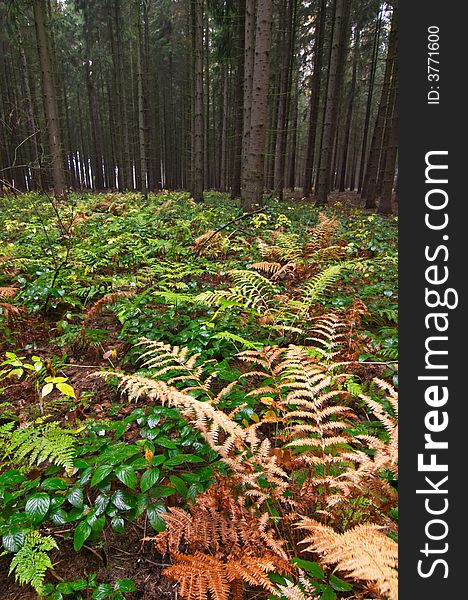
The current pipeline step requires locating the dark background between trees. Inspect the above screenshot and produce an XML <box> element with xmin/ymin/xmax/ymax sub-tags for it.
<box><xmin>0</xmin><ymin>0</ymin><xmax>397</xmax><ymax>214</ymax></box>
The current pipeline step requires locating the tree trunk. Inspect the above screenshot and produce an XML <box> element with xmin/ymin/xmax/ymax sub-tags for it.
<box><xmin>357</xmin><ymin>4</ymin><xmax>382</xmax><ymax>192</ymax></box>
<box><xmin>274</xmin><ymin>0</ymin><xmax>296</xmax><ymax>200</ymax></box>
<box><xmin>362</xmin><ymin>0</ymin><xmax>398</xmax><ymax>208</ymax></box>
<box><xmin>287</xmin><ymin>70</ymin><xmax>298</xmax><ymax>191</ymax></box>
<box><xmin>241</xmin><ymin>0</ymin><xmax>256</xmax><ymax>184</ymax></box>
<box><xmin>303</xmin><ymin>0</ymin><xmax>326</xmax><ymax>197</ymax></box>
<box><xmin>136</xmin><ymin>0</ymin><xmax>148</xmax><ymax>195</ymax></box>
<box><xmin>315</xmin><ymin>0</ymin><xmax>350</xmax><ymax>206</ymax></box>
<box><xmin>338</xmin><ymin>28</ymin><xmax>359</xmax><ymax>192</ymax></box>
<box><xmin>230</xmin><ymin>0</ymin><xmax>245</xmax><ymax>199</ymax></box>
<box><xmin>33</xmin><ymin>0</ymin><xmax>66</xmax><ymax>196</ymax></box>
<box><xmin>378</xmin><ymin>71</ymin><xmax>398</xmax><ymax>215</ymax></box>
<box><xmin>191</xmin><ymin>0</ymin><xmax>204</xmax><ymax>201</ymax></box>
<box><xmin>241</xmin><ymin>0</ymin><xmax>273</xmax><ymax>211</ymax></box>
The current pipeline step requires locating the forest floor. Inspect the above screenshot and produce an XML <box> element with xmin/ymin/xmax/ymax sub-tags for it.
<box><xmin>0</xmin><ymin>190</ymin><xmax>398</xmax><ymax>600</ymax></box>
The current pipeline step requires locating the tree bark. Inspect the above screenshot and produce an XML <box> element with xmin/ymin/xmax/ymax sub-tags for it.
<box><xmin>303</xmin><ymin>0</ymin><xmax>326</xmax><ymax>197</ymax></box>
<box><xmin>33</xmin><ymin>0</ymin><xmax>66</xmax><ymax>196</ymax></box>
<box><xmin>191</xmin><ymin>0</ymin><xmax>204</xmax><ymax>201</ymax></box>
<box><xmin>362</xmin><ymin>0</ymin><xmax>398</xmax><ymax>208</ymax></box>
<box><xmin>241</xmin><ymin>0</ymin><xmax>273</xmax><ymax>211</ymax></box>
<box><xmin>315</xmin><ymin>0</ymin><xmax>350</xmax><ymax>206</ymax></box>
<box><xmin>338</xmin><ymin>28</ymin><xmax>359</xmax><ymax>192</ymax></box>
<box><xmin>274</xmin><ymin>0</ymin><xmax>296</xmax><ymax>200</ymax></box>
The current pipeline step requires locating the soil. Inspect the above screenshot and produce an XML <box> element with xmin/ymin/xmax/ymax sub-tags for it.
<box><xmin>0</xmin><ymin>524</ymin><xmax>175</xmax><ymax>599</ymax></box>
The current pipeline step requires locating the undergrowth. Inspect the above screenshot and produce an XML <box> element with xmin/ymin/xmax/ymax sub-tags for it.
<box><xmin>0</xmin><ymin>191</ymin><xmax>397</xmax><ymax>599</ymax></box>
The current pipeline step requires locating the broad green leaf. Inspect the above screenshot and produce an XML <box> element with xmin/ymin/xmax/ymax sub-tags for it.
<box><xmin>155</xmin><ymin>437</ymin><xmax>177</xmax><ymax>449</ymax></box>
<box><xmin>147</xmin><ymin>503</ymin><xmax>166</xmax><ymax>532</ymax></box>
<box><xmin>41</xmin><ymin>477</ymin><xmax>68</xmax><ymax>491</ymax></box>
<box><xmin>57</xmin><ymin>382</ymin><xmax>76</xmax><ymax>398</ymax></box>
<box><xmin>94</xmin><ymin>494</ymin><xmax>110</xmax><ymax>516</ymax></box>
<box><xmin>115</xmin><ymin>465</ymin><xmax>137</xmax><ymax>490</ymax></box>
<box><xmin>67</xmin><ymin>487</ymin><xmax>84</xmax><ymax>508</ymax></box>
<box><xmin>163</xmin><ymin>454</ymin><xmax>203</xmax><ymax>468</ymax></box>
<box><xmin>320</xmin><ymin>587</ymin><xmax>337</xmax><ymax>600</ymax></box>
<box><xmin>41</xmin><ymin>382</ymin><xmax>54</xmax><ymax>397</ymax></box>
<box><xmin>329</xmin><ymin>574</ymin><xmax>353</xmax><ymax>591</ymax></box>
<box><xmin>111</xmin><ymin>490</ymin><xmax>135</xmax><ymax>511</ymax></box>
<box><xmin>0</xmin><ymin>470</ymin><xmax>26</xmax><ymax>486</ymax></box>
<box><xmin>73</xmin><ymin>521</ymin><xmax>91</xmax><ymax>551</ymax></box>
<box><xmin>88</xmin><ymin>514</ymin><xmax>105</xmax><ymax>535</ymax></box>
<box><xmin>148</xmin><ymin>485</ymin><xmax>175</xmax><ymax>498</ymax></box>
<box><xmin>292</xmin><ymin>558</ymin><xmax>324</xmax><ymax>579</ymax></box>
<box><xmin>116</xmin><ymin>578</ymin><xmax>136</xmax><ymax>592</ymax></box>
<box><xmin>92</xmin><ymin>584</ymin><xmax>113</xmax><ymax>600</ymax></box>
<box><xmin>2</xmin><ymin>530</ymin><xmax>25</xmax><ymax>552</ymax></box>
<box><xmin>51</xmin><ymin>508</ymin><xmax>68</xmax><ymax>525</ymax></box>
<box><xmin>25</xmin><ymin>492</ymin><xmax>51</xmax><ymax>524</ymax></box>
<box><xmin>140</xmin><ymin>468</ymin><xmax>160</xmax><ymax>492</ymax></box>
<box><xmin>91</xmin><ymin>465</ymin><xmax>113</xmax><ymax>487</ymax></box>
<box><xmin>169</xmin><ymin>475</ymin><xmax>188</xmax><ymax>497</ymax></box>
<box><xmin>111</xmin><ymin>517</ymin><xmax>125</xmax><ymax>533</ymax></box>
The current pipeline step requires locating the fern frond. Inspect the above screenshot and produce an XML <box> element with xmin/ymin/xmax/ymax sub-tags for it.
<box><xmin>250</xmin><ymin>261</ymin><xmax>283</xmax><ymax>275</ymax></box>
<box><xmin>276</xmin><ymin>580</ymin><xmax>315</xmax><ymax>600</ymax></box>
<box><xmin>296</xmin><ymin>518</ymin><xmax>398</xmax><ymax>600</ymax></box>
<box><xmin>84</xmin><ymin>290</ymin><xmax>135</xmax><ymax>322</ymax></box>
<box><xmin>305</xmin><ymin>214</ymin><xmax>341</xmax><ymax>252</ymax></box>
<box><xmin>289</xmin><ymin>263</ymin><xmax>353</xmax><ymax>315</ymax></box>
<box><xmin>8</xmin><ymin>530</ymin><xmax>58</xmax><ymax>594</ymax></box>
<box><xmin>0</xmin><ymin>286</ymin><xmax>18</xmax><ymax>299</ymax></box>
<box><xmin>1</xmin><ymin>421</ymin><xmax>77</xmax><ymax>475</ymax></box>
<box><xmin>165</xmin><ymin>552</ymin><xmax>231</xmax><ymax>600</ymax></box>
<box><xmin>154</xmin><ymin>482</ymin><xmax>288</xmax><ymax>599</ymax></box>
<box><xmin>257</xmin><ymin>232</ymin><xmax>302</xmax><ymax>262</ymax></box>
<box><xmin>228</xmin><ymin>269</ymin><xmax>279</xmax><ymax>311</ymax></box>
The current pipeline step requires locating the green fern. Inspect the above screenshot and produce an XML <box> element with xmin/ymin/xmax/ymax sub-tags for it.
<box><xmin>0</xmin><ymin>421</ymin><xmax>77</xmax><ymax>475</ymax></box>
<box><xmin>194</xmin><ymin>269</ymin><xmax>278</xmax><ymax>314</ymax></box>
<box><xmin>8</xmin><ymin>529</ymin><xmax>58</xmax><ymax>594</ymax></box>
<box><xmin>288</xmin><ymin>263</ymin><xmax>354</xmax><ymax>316</ymax></box>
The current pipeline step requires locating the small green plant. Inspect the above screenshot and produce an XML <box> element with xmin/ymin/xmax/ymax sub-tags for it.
<box><xmin>42</xmin><ymin>574</ymin><xmax>136</xmax><ymax>599</ymax></box>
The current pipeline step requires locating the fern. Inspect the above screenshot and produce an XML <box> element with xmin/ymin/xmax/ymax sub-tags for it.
<box><xmin>305</xmin><ymin>213</ymin><xmax>341</xmax><ymax>252</ymax></box>
<box><xmin>0</xmin><ymin>421</ymin><xmax>77</xmax><ymax>475</ymax></box>
<box><xmin>84</xmin><ymin>290</ymin><xmax>135</xmax><ymax>322</ymax></box>
<box><xmin>229</xmin><ymin>269</ymin><xmax>279</xmax><ymax>311</ymax></box>
<box><xmin>148</xmin><ymin>481</ymin><xmax>287</xmax><ymax>600</ymax></box>
<box><xmin>257</xmin><ymin>232</ymin><xmax>302</xmax><ymax>262</ymax></box>
<box><xmin>288</xmin><ymin>263</ymin><xmax>354</xmax><ymax>316</ymax></box>
<box><xmin>296</xmin><ymin>518</ymin><xmax>398</xmax><ymax>600</ymax></box>
<box><xmin>305</xmin><ymin>312</ymin><xmax>347</xmax><ymax>365</ymax></box>
<box><xmin>8</xmin><ymin>530</ymin><xmax>58</xmax><ymax>594</ymax></box>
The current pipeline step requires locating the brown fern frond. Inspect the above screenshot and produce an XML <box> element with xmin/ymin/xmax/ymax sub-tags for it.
<box><xmin>304</xmin><ymin>213</ymin><xmax>341</xmax><ymax>252</ymax></box>
<box><xmin>251</xmin><ymin>261</ymin><xmax>283</xmax><ymax>275</ymax></box>
<box><xmin>0</xmin><ymin>302</ymin><xmax>25</xmax><ymax>319</ymax></box>
<box><xmin>191</xmin><ymin>230</ymin><xmax>229</xmax><ymax>256</ymax></box>
<box><xmin>296</xmin><ymin>518</ymin><xmax>398</xmax><ymax>600</ymax></box>
<box><xmin>225</xmin><ymin>555</ymin><xmax>279</xmax><ymax>593</ymax></box>
<box><xmin>153</xmin><ymin>482</ymin><xmax>289</xmax><ymax>599</ymax></box>
<box><xmin>332</xmin><ymin>380</ymin><xmax>398</xmax><ymax>509</ymax></box>
<box><xmin>84</xmin><ymin>291</ymin><xmax>135</xmax><ymax>322</ymax></box>
<box><xmin>165</xmin><ymin>552</ymin><xmax>230</xmax><ymax>600</ymax></box>
<box><xmin>0</xmin><ymin>287</ymin><xmax>18</xmax><ymax>299</ymax></box>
